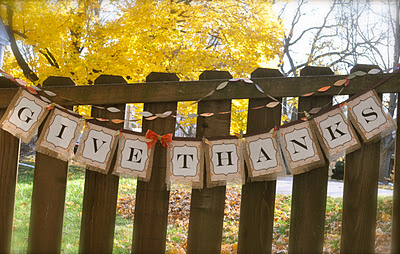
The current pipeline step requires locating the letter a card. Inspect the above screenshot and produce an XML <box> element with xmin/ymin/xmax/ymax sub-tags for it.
<box><xmin>112</xmin><ymin>131</ymin><xmax>154</xmax><ymax>181</ymax></box>
<box><xmin>75</xmin><ymin>122</ymin><xmax>118</xmax><ymax>174</ymax></box>
<box><xmin>347</xmin><ymin>89</ymin><xmax>396</xmax><ymax>142</ymax></box>
<box><xmin>166</xmin><ymin>139</ymin><xmax>203</xmax><ymax>189</ymax></box>
<box><xmin>206</xmin><ymin>139</ymin><xmax>244</xmax><ymax>185</ymax></box>
<box><xmin>311</xmin><ymin>107</ymin><xmax>360</xmax><ymax>158</ymax></box>
<box><xmin>244</xmin><ymin>133</ymin><xmax>283</xmax><ymax>180</ymax></box>
<box><xmin>0</xmin><ymin>89</ymin><xmax>49</xmax><ymax>143</ymax></box>
<box><xmin>278</xmin><ymin>121</ymin><xmax>325</xmax><ymax>175</ymax></box>
<box><xmin>36</xmin><ymin>107</ymin><xmax>84</xmax><ymax>161</ymax></box>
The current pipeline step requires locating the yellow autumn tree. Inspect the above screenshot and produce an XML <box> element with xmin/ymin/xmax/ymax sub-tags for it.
<box><xmin>0</xmin><ymin>0</ymin><xmax>284</xmax><ymax>134</ymax></box>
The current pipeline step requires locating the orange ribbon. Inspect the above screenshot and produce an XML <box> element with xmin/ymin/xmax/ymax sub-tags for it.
<box><xmin>145</xmin><ymin>129</ymin><xmax>173</xmax><ymax>149</ymax></box>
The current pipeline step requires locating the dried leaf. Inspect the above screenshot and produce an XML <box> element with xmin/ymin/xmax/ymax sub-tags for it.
<box><xmin>302</xmin><ymin>92</ymin><xmax>314</xmax><ymax>97</ymax></box>
<box><xmin>333</xmin><ymin>79</ymin><xmax>347</xmax><ymax>87</ymax></box>
<box><xmin>318</xmin><ymin>86</ymin><xmax>331</xmax><ymax>92</ymax></box>
<box><xmin>107</xmin><ymin>107</ymin><xmax>121</xmax><ymax>113</ymax></box>
<box><xmin>44</xmin><ymin>90</ymin><xmax>57</xmax><ymax>96</ymax></box>
<box><xmin>140</xmin><ymin>111</ymin><xmax>153</xmax><ymax>117</ymax></box>
<box><xmin>255</xmin><ymin>84</ymin><xmax>265</xmax><ymax>93</ymax></box>
<box><xmin>266</xmin><ymin>101</ymin><xmax>280</xmax><ymax>108</ymax></box>
<box><xmin>309</xmin><ymin>107</ymin><xmax>322</xmax><ymax>114</ymax></box>
<box><xmin>368</xmin><ymin>69</ymin><xmax>381</xmax><ymax>74</ymax></box>
<box><xmin>216</xmin><ymin>81</ymin><xmax>229</xmax><ymax>90</ymax></box>
<box><xmin>146</xmin><ymin>115</ymin><xmax>158</xmax><ymax>120</ymax></box>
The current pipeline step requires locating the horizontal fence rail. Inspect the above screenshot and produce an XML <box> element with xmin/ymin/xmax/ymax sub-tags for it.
<box><xmin>0</xmin><ymin>65</ymin><xmax>399</xmax><ymax>254</ymax></box>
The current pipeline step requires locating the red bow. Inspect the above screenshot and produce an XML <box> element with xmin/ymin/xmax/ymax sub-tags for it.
<box><xmin>145</xmin><ymin>129</ymin><xmax>173</xmax><ymax>149</ymax></box>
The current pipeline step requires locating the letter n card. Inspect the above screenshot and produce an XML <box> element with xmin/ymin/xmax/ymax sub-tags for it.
<box><xmin>347</xmin><ymin>89</ymin><xmax>396</xmax><ymax>142</ymax></box>
<box><xmin>278</xmin><ymin>121</ymin><xmax>325</xmax><ymax>175</ymax></box>
<box><xmin>0</xmin><ymin>89</ymin><xmax>49</xmax><ymax>142</ymax></box>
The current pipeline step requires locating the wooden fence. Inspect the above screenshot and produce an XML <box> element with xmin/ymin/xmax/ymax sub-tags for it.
<box><xmin>0</xmin><ymin>65</ymin><xmax>400</xmax><ymax>253</ymax></box>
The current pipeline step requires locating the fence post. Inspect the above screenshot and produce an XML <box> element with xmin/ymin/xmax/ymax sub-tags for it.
<box><xmin>132</xmin><ymin>72</ymin><xmax>178</xmax><ymax>253</ymax></box>
<box><xmin>0</xmin><ymin>77</ymin><xmax>20</xmax><ymax>253</ymax></box>
<box><xmin>392</xmin><ymin>89</ymin><xmax>400</xmax><ymax>253</ymax></box>
<box><xmin>288</xmin><ymin>66</ymin><xmax>333</xmax><ymax>254</ymax></box>
<box><xmin>237</xmin><ymin>68</ymin><xmax>282</xmax><ymax>253</ymax></box>
<box><xmin>340</xmin><ymin>65</ymin><xmax>382</xmax><ymax>253</ymax></box>
<box><xmin>28</xmin><ymin>76</ymin><xmax>75</xmax><ymax>253</ymax></box>
<box><xmin>186</xmin><ymin>70</ymin><xmax>232</xmax><ymax>253</ymax></box>
<box><xmin>79</xmin><ymin>74</ymin><xmax>126</xmax><ymax>253</ymax></box>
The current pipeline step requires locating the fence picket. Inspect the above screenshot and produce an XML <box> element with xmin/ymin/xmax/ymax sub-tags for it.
<box><xmin>186</xmin><ymin>70</ymin><xmax>232</xmax><ymax>253</ymax></box>
<box><xmin>79</xmin><ymin>74</ymin><xmax>126</xmax><ymax>253</ymax></box>
<box><xmin>237</xmin><ymin>68</ymin><xmax>282</xmax><ymax>253</ymax></box>
<box><xmin>0</xmin><ymin>77</ymin><xmax>20</xmax><ymax>253</ymax></box>
<box><xmin>28</xmin><ymin>76</ymin><xmax>75</xmax><ymax>253</ymax></box>
<box><xmin>288</xmin><ymin>66</ymin><xmax>333</xmax><ymax>254</ymax></box>
<box><xmin>132</xmin><ymin>72</ymin><xmax>178</xmax><ymax>253</ymax></box>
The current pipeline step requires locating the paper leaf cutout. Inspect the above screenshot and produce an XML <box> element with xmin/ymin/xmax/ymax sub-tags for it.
<box><xmin>140</xmin><ymin>111</ymin><xmax>153</xmax><ymax>117</ymax></box>
<box><xmin>255</xmin><ymin>84</ymin><xmax>265</xmax><ymax>93</ymax></box>
<box><xmin>243</xmin><ymin>78</ymin><xmax>253</xmax><ymax>84</ymax></box>
<box><xmin>200</xmin><ymin>113</ymin><xmax>214</xmax><ymax>117</ymax></box>
<box><xmin>368</xmin><ymin>69</ymin><xmax>381</xmax><ymax>74</ymax></box>
<box><xmin>156</xmin><ymin>111</ymin><xmax>172</xmax><ymax>118</ymax></box>
<box><xmin>218</xmin><ymin>111</ymin><xmax>231</xmax><ymax>114</ymax></box>
<box><xmin>302</xmin><ymin>92</ymin><xmax>314</xmax><ymax>97</ymax></box>
<box><xmin>27</xmin><ymin>86</ymin><xmax>38</xmax><ymax>95</ymax></box>
<box><xmin>188</xmin><ymin>113</ymin><xmax>198</xmax><ymax>118</ymax></box>
<box><xmin>15</xmin><ymin>78</ymin><xmax>28</xmax><ymax>87</ymax></box>
<box><xmin>96</xmin><ymin>118</ymin><xmax>109</xmax><ymax>122</ymax></box>
<box><xmin>333</xmin><ymin>79</ymin><xmax>347</xmax><ymax>87</ymax></box>
<box><xmin>309</xmin><ymin>107</ymin><xmax>322</xmax><ymax>114</ymax></box>
<box><xmin>107</xmin><ymin>107</ymin><xmax>121</xmax><ymax>113</ymax></box>
<box><xmin>266</xmin><ymin>101</ymin><xmax>280</xmax><ymax>108</ymax></box>
<box><xmin>43</xmin><ymin>90</ymin><xmax>57</xmax><ymax>97</ymax></box>
<box><xmin>252</xmin><ymin>105</ymin><xmax>265</xmax><ymax>110</ymax></box>
<box><xmin>111</xmin><ymin>119</ymin><xmax>125</xmax><ymax>124</ymax></box>
<box><xmin>146</xmin><ymin>115</ymin><xmax>158</xmax><ymax>120</ymax></box>
<box><xmin>203</xmin><ymin>90</ymin><xmax>215</xmax><ymax>98</ymax></box>
<box><xmin>229</xmin><ymin>78</ymin><xmax>240</xmax><ymax>82</ymax></box>
<box><xmin>40</xmin><ymin>96</ymin><xmax>52</xmax><ymax>103</ymax></box>
<box><xmin>353</xmin><ymin>71</ymin><xmax>367</xmax><ymax>76</ymax></box>
<box><xmin>31</xmin><ymin>86</ymin><xmax>42</xmax><ymax>91</ymax></box>
<box><xmin>93</xmin><ymin>105</ymin><xmax>105</xmax><ymax>109</ymax></box>
<box><xmin>318</xmin><ymin>86</ymin><xmax>331</xmax><ymax>92</ymax></box>
<box><xmin>267</xmin><ymin>94</ymin><xmax>279</xmax><ymax>102</ymax></box>
<box><xmin>216</xmin><ymin>81</ymin><xmax>229</xmax><ymax>90</ymax></box>
<box><xmin>344</xmin><ymin>79</ymin><xmax>350</xmax><ymax>86</ymax></box>
<box><xmin>2</xmin><ymin>72</ymin><xmax>13</xmax><ymax>79</ymax></box>
<box><xmin>347</xmin><ymin>73</ymin><xmax>357</xmax><ymax>80</ymax></box>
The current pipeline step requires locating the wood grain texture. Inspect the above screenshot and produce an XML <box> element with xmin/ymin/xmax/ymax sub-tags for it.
<box><xmin>237</xmin><ymin>68</ymin><xmax>282</xmax><ymax>253</ymax></box>
<box><xmin>28</xmin><ymin>77</ymin><xmax>75</xmax><ymax>253</ymax></box>
<box><xmin>288</xmin><ymin>67</ymin><xmax>332</xmax><ymax>254</ymax></box>
<box><xmin>186</xmin><ymin>71</ymin><xmax>231</xmax><ymax>254</ymax></box>
<box><xmin>392</xmin><ymin>96</ymin><xmax>400</xmax><ymax>253</ymax></box>
<box><xmin>132</xmin><ymin>72</ymin><xmax>178</xmax><ymax>254</ymax></box>
<box><xmin>0</xmin><ymin>77</ymin><xmax>20</xmax><ymax>253</ymax></box>
<box><xmin>0</xmin><ymin>73</ymin><xmax>399</xmax><ymax>108</ymax></box>
<box><xmin>79</xmin><ymin>75</ymin><xmax>125</xmax><ymax>253</ymax></box>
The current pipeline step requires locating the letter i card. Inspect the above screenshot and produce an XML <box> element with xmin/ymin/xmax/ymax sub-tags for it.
<box><xmin>347</xmin><ymin>89</ymin><xmax>396</xmax><ymax>142</ymax></box>
<box><xmin>0</xmin><ymin>89</ymin><xmax>49</xmax><ymax>143</ymax></box>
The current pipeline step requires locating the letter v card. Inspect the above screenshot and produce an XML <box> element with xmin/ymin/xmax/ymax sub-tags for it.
<box><xmin>278</xmin><ymin>121</ymin><xmax>325</xmax><ymax>175</ymax></box>
<box><xmin>166</xmin><ymin>139</ymin><xmax>203</xmax><ymax>189</ymax></box>
<box><xmin>347</xmin><ymin>89</ymin><xmax>396</xmax><ymax>142</ymax></box>
<box><xmin>36</xmin><ymin>108</ymin><xmax>84</xmax><ymax>161</ymax></box>
<box><xmin>0</xmin><ymin>89</ymin><xmax>49</xmax><ymax>143</ymax></box>
<box><xmin>112</xmin><ymin>131</ymin><xmax>154</xmax><ymax>181</ymax></box>
<box><xmin>244</xmin><ymin>132</ymin><xmax>283</xmax><ymax>179</ymax></box>
<box><xmin>75</xmin><ymin>121</ymin><xmax>118</xmax><ymax>174</ymax></box>
<box><xmin>311</xmin><ymin>107</ymin><xmax>360</xmax><ymax>158</ymax></box>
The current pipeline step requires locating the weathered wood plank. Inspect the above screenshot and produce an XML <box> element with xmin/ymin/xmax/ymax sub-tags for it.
<box><xmin>0</xmin><ymin>73</ymin><xmax>399</xmax><ymax>107</ymax></box>
<box><xmin>340</xmin><ymin>65</ymin><xmax>382</xmax><ymax>253</ymax></box>
<box><xmin>28</xmin><ymin>76</ymin><xmax>75</xmax><ymax>253</ymax></box>
<box><xmin>0</xmin><ymin>77</ymin><xmax>20</xmax><ymax>253</ymax></box>
<box><xmin>237</xmin><ymin>68</ymin><xmax>282</xmax><ymax>253</ymax></box>
<box><xmin>392</xmin><ymin>94</ymin><xmax>400</xmax><ymax>253</ymax></box>
<box><xmin>79</xmin><ymin>75</ymin><xmax>125</xmax><ymax>253</ymax></box>
<box><xmin>186</xmin><ymin>70</ymin><xmax>232</xmax><ymax>254</ymax></box>
<box><xmin>132</xmin><ymin>72</ymin><xmax>178</xmax><ymax>254</ymax></box>
<box><xmin>288</xmin><ymin>67</ymin><xmax>332</xmax><ymax>254</ymax></box>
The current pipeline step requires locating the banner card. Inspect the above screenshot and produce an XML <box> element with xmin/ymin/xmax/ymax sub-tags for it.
<box><xmin>278</xmin><ymin>121</ymin><xmax>325</xmax><ymax>175</ymax></box>
<box><xmin>166</xmin><ymin>140</ymin><xmax>203</xmax><ymax>189</ymax></box>
<box><xmin>311</xmin><ymin>108</ymin><xmax>360</xmax><ymax>158</ymax></box>
<box><xmin>113</xmin><ymin>132</ymin><xmax>153</xmax><ymax>181</ymax></box>
<box><xmin>0</xmin><ymin>89</ymin><xmax>49</xmax><ymax>143</ymax></box>
<box><xmin>206</xmin><ymin>139</ymin><xmax>244</xmax><ymax>184</ymax></box>
<box><xmin>244</xmin><ymin>133</ymin><xmax>283</xmax><ymax>180</ymax></box>
<box><xmin>36</xmin><ymin>108</ymin><xmax>84</xmax><ymax>161</ymax></box>
<box><xmin>75</xmin><ymin>122</ymin><xmax>118</xmax><ymax>174</ymax></box>
<box><xmin>347</xmin><ymin>90</ymin><xmax>396</xmax><ymax>142</ymax></box>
